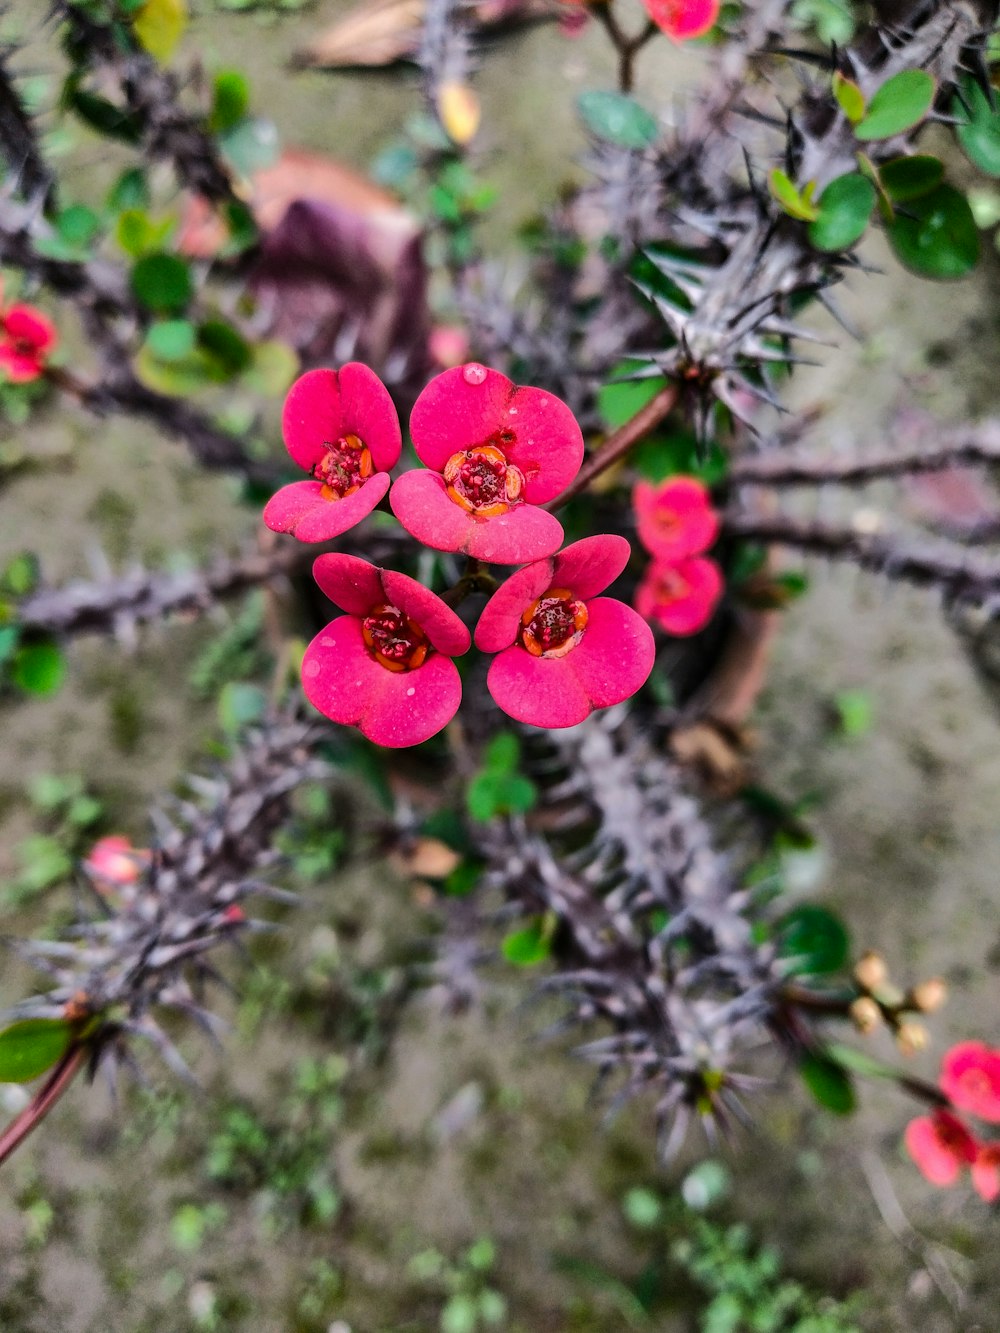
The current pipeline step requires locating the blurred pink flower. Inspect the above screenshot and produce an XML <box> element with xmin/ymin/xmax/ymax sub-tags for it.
<box><xmin>905</xmin><ymin>1109</ymin><xmax>978</xmax><ymax>1187</ymax></box>
<box><xmin>633</xmin><ymin>476</ymin><xmax>719</xmax><ymax>560</ymax></box>
<box><xmin>635</xmin><ymin>556</ymin><xmax>722</xmax><ymax>635</ymax></box>
<box><xmin>643</xmin><ymin>0</ymin><xmax>719</xmax><ymax>41</ymax></box>
<box><xmin>941</xmin><ymin>1042</ymin><xmax>1000</xmax><ymax>1124</ymax></box>
<box><xmin>0</xmin><ymin>303</ymin><xmax>57</xmax><ymax>383</ymax></box>
<box><xmin>84</xmin><ymin>836</ymin><xmax>149</xmax><ymax>889</ymax></box>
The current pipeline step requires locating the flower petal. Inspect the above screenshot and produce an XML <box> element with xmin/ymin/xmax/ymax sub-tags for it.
<box><xmin>313</xmin><ymin>554</ymin><xmax>384</xmax><ymax>616</ymax></box>
<box><xmin>904</xmin><ymin>1110</ymin><xmax>977</xmax><ymax>1187</ymax></box>
<box><xmin>390</xmin><ymin>469</ymin><xmax>564</xmax><ymax>563</ymax></box>
<box><xmin>301</xmin><ymin>616</ymin><xmax>461</xmax><ymax>746</ymax></box>
<box><xmin>564</xmin><ymin>597</ymin><xmax>655</xmax><ymax>709</ymax></box>
<box><xmin>264</xmin><ymin>480</ymin><xmax>327</xmax><ymax>535</ymax></box>
<box><xmin>972</xmin><ymin>1145</ymin><xmax>1000</xmax><ymax>1203</ymax></box>
<box><xmin>3</xmin><ymin>304</ymin><xmax>57</xmax><ymax>354</ymax></box>
<box><xmin>940</xmin><ymin>1042</ymin><xmax>1000</xmax><ymax>1123</ymax></box>
<box><xmin>636</xmin><ymin>556</ymin><xmax>723</xmax><ymax>636</ymax></box>
<box><xmin>282</xmin><ymin>363</ymin><xmax>401</xmax><ymax>474</ymax></box>
<box><xmin>644</xmin><ymin>0</ymin><xmax>719</xmax><ymax>41</ymax></box>
<box><xmin>409</xmin><ymin>364</ymin><xmax>584</xmax><ymax>503</ymax></box>
<box><xmin>0</xmin><ymin>344</ymin><xmax>42</xmax><ymax>383</ymax></box>
<box><xmin>633</xmin><ymin>476</ymin><xmax>719</xmax><ymax>560</ymax></box>
<box><xmin>551</xmin><ymin>534</ymin><xmax>632</xmax><ymax>600</ymax></box>
<box><xmin>290</xmin><ymin>473</ymin><xmax>389</xmax><ymax>543</ymax></box>
<box><xmin>486</xmin><ymin>645</ymin><xmax>593</xmax><ymax>728</ymax></box>
<box><xmin>474</xmin><ymin>559</ymin><xmax>555</xmax><ymax>653</ymax></box>
<box><xmin>380</xmin><ymin>567</ymin><xmax>471</xmax><ymax>657</ymax></box>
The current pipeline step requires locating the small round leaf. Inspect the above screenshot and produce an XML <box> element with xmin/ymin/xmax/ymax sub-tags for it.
<box><xmin>855</xmin><ymin>69</ymin><xmax>936</xmax><ymax>141</ymax></box>
<box><xmin>878</xmin><ymin>155</ymin><xmax>943</xmax><ymax>203</ymax></box>
<box><xmin>11</xmin><ymin>641</ymin><xmax>66</xmax><ymax>696</ymax></box>
<box><xmin>0</xmin><ymin>1018</ymin><xmax>73</xmax><ymax>1083</ymax></box>
<box><xmin>886</xmin><ymin>184</ymin><xmax>979</xmax><ymax>280</ymax></box>
<box><xmin>955</xmin><ymin>79</ymin><xmax>1000</xmax><ymax>178</ymax></box>
<box><xmin>808</xmin><ymin>172</ymin><xmax>875</xmax><ymax>252</ymax></box>
<box><xmin>577</xmin><ymin>91</ymin><xmax>658</xmax><ymax>149</ymax></box>
<box><xmin>131</xmin><ymin>252</ymin><xmax>194</xmax><ymax>314</ymax></box>
<box><xmin>778</xmin><ymin>904</ymin><xmax>849</xmax><ymax>975</ymax></box>
<box><xmin>800</xmin><ymin>1052</ymin><xmax>856</xmax><ymax>1115</ymax></box>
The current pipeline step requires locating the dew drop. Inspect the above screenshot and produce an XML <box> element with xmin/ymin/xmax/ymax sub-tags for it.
<box><xmin>406</xmin><ymin>686</ymin><xmax>416</xmax><ymax>697</ymax></box>
<box><xmin>462</xmin><ymin>362</ymin><xmax>488</xmax><ymax>386</ymax></box>
<box><xmin>303</xmin><ymin>660</ymin><xmax>320</xmax><ymax>678</ymax></box>
<box><xmin>508</xmin><ymin>407</ymin><xmax>518</xmax><ymax>415</ymax></box>
<box><xmin>320</xmin><ymin>636</ymin><xmax>336</xmax><ymax>647</ymax></box>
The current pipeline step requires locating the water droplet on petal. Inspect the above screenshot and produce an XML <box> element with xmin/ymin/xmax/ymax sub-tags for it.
<box><xmin>462</xmin><ymin>362</ymin><xmax>487</xmax><ymax>386</ymax></box>
<box><xmin>303</xmin><ymin>660</ymin><xmax>320</xmax><ymax>678</ymax></box>
<box><xmin>406</xmin><ymin>686</ymin><xmax>416</xmax><ymax>696</ymax></box>
<box><xmin>320</xmin><ymin>636</ymin><xmax>336</xmax><ymax>647</ymax></box>
<box><xmin>508</xmin><ymin>407</ymin><xmax>518</xmax><ymax>415</ymax></box>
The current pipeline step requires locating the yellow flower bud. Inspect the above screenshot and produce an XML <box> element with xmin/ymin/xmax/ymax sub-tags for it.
<box><xmin>909</xmin><ymin>977</ymin><xmax>947</xmax><ymax>1014</ymax></box>
<box><xmin>853</xmin><ymin>950</ymin><xmax>888</xmax><ymax>992</ymax></box>
<box><xmin>437</xmin><ymin>82</ymin><xmax>481</xmax><ymax>147</ymax></box>
<box><xmin>896</xmin><ymin>1021</ymin><xmax>929</xmax><ymax>1057</ymax></box>
<box><xmin>849</xmin><ymin>996</ymin><xmax>882</xmax><ymax>1034</ymax></box>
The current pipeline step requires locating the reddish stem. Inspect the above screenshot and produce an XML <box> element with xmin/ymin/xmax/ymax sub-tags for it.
<box><xmin>0</xmin><ymin>1043</ymin><xmax>87</xmax><ymax>1168</ymax></box>
<box><xmin>548</xmin><ymin>383</ymin><xmax>678</xmax><ymax>511</ymax></box>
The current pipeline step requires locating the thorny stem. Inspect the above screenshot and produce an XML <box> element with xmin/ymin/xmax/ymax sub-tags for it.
<box><xmin>591</xmin><ymin>4</ymin><xmax>658</xmax><ymax>94</ymax></box>
<box><xmin>723</xmin><ymin>509</ymin><xmax>1000</xmax><ymax>605</ymax></box>
<box><xmin>0</xmin><ymin>1043</ymin><xmax>87</xmax><ymax>1169</ymax></box>
<box><xmin>549</xmin><ymin>383</ymin><xmax>679</xmax><ymax>510</ymax></box>
<box><xmin>441</xmin><ymin>558</ymin><xmax>498</xmax><ymax>607</ymax></box>
<box><xmin>730</xmin><ymin>421</ymin><xmax>1000</xmax><ymax>487</ymax></box>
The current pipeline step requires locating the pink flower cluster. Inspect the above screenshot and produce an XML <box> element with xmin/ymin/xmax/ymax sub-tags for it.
<box><xmin>905</xmin><ymin>1041</ymin><xmax>1000</xmax><ymax>1202</ymax></box>
<box><xmin>267</xmin><ymin>363</ymin><xmax>654</xmax><ymax>746</ymax></box>
<box><xmin>632</xmin><ymin>477</ymin><xmax>723</xmax><ymax>635</ymax></box>
<box><xmin>0</xmin><ymin>298</ymin><xmax>57</xmax><ymax>384</ymax></box>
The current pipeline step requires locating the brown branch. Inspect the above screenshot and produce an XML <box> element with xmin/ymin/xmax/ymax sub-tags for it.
<box><xmin>549</xmin><ymin>383</ymin><xmax>678</xmax><ymax>510</ymax></box>
<box><xmin>730</xmin><ymin>421</ymin><xmax>1000</xmax><ymax>487</ymax></box>
<box><xmin>0</xmin><ymin>1043</ymin><xmax>86</xmax><ymax>1169</ymax></box>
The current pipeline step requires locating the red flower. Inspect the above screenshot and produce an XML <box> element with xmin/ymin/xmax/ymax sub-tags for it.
<box><xmin>643</xmin><ymin>0</ymin><xmax>719</xmax><ymax>41</ymax></box>
<box><xmin>633</xmin><ymin>476</ymin><xmax>719</xmax><ymax>560</ymax></box>
<box><xmin>905</xmin><ymin>1110</ymin><xmax>978</xmax><ymax>1187</ymax></box>
<box><xmin>84</xmin><ymin>835</ymin><xmax>149</xmax><ymax>889</ymax></box>
<box><xmin>635</xmin><ymin>556</ymin><xmax>722</xmax><ymax>635</ymax></box>
<box><xmin>474</xmin><ymin>535</ymin><xmax>655</xmax><ymax>728</ymax></box>
<box><xmin>0</xmin><ymin>303</ymin><xmax>57</xmax><ymax>383</ymax></box>
<box><xmin>301</xmin><ymin>554</ymin><xmax>470</xmax><ymax>747</ymax></box>
<box><xmin>972</xmin><ymin>1142</ymin><xmax>1000</xmax><ymax>1203</ymax></box>
<box><xmin>940</xmin><ymin>1042</ymin><xmax>1000</xmax><ymax>1124</ymax></box>
<box><xmin>264</xmin><ymin>365</ymin><xmax>402</xmax><ymax>543</ymax></box>
<box><xmin>390</xmin><ymin>364</ymin><xmax>583</xmax><ymax>564</ymax></box>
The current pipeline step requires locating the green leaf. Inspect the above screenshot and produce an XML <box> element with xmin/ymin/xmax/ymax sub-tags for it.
<box><xmin>211</xmin><ymin>70</ymin><xmax>250</xmax><ymax>133</ymax></box>
<box><xmin>218</xmin><ymin>681</ymin><xmax>267</xmax><ymax>735</ymax></box>
<box><xmin>220</xmin><ymin>116</ymin><xmax>279</xmax><ymax>176</ymax></box>
<box><xmin>483</xmin><ymin>731</ymin><xmax>520</xmax><ymax>775</ymax></box>
<box><xmin>145</xmin><ymin>319</ymin><xmax>196</xmax><ymax>362</ymax></box>
<box><xmin>133</xmin><ymin>0</ymin><xmax>188</xmax><ymax>63</ymax></box>
<box><xmin>807</xmin><ymin>172</ymin><xmax>875</xmax><ymax>251</ymax></box>
<box><xmin>131</xmin><ymin>252</ymin><xmax>193</xmax><ymax>314</ymax></box>
<box><xmin>11</xmin><ymin>641</ymin><xmax>66</xmax><ymax>695</ymax></box>
<box><xmin>56</xmin><ymin>204</ymin><xmax>101</xmax><ymax>251</ymax></box>
<box><xmin>66</xmin><ymin>87</ymin><xmax>142</xmax><ymax>144</ymax></box>
<box><xmin>767</xmin><ymin>168</ymin><xmax>819</xmax><ymax>222</ymax></box>
<box><xmin>0</xmin><ymin>1018</ymin><xmax>74</xmax><ymax>1083</ymax></box>
<box><xmin>466</xmin><ymin>771</ymin><xmax>537</xmax><ymax>822</ymax></box>
<box><xmin>631</xmin><ymin>431</ymin><xmax>728</xmax><ymax>485</ymax></box>
<box><xmin>116</xmin><ymin>209</ymin><xmax>175</xmax><ymax>258</ymax></box>
<box><xmin>623</xmin><ymin>1187</ymin><xmax>663</xmax><ymax>1229</ymax></box>
<box><xmin>198</xmin><ymin>319</ymin><xmax>251</xmax><ymax>377</ymax></box>
<box><xmin>597</xmin><ymin>362</ymin><xmax>670</xmax><ymax>431</ymax></box>
<box><xmin>106</xmin><ymin>167</ymin><xmax>150</xmax><ymax>214</ymax></box>
<box><xmin>832</xmin><ymin>72</ymin><xmax>865</xmax><ymax>124</ymax></box>
<box><xmin>241</xmin><ymin>340</ymin><xmax>298</xmax><ymax>396</ymax></box>
<box><xmin>955</xmin><ymin>79</ymin><xmax>1000</xmax><ymax>177</ymax></box>
<box><xmin>834</xmin><ymin>688</ymin><xmax>873</xmax><ymax>737</ymax></box>
<box><xmin>878</xmin><ymin>155</ymin><xmax>944</xmax><ymax>203</ymax></box>
<box><xmin>855</xmin><ymin>69</ymin><xmax>936</xmax><ymax>141</ymax></box>
<box><xmin>577</xmin><ymin>91</ymin><xmax>658</xmax><ymax>149</ymax></box>
<box><xmin>0</xmin><ymin>625</ymin><xmax>20</xmax><ymax>667</ymax></box>
<box><xmin>222</xmin><ymin>200</ymin><xmax>258</xmax><ymax>255</ymax></box>
<box><xmin>886</xmin><ymin>184</ymin><xmax>979</xmax><ymax>279</ymax></box>
<box><xmin>501</xmin><ymin>919</ymin><xmax>552</xmax><ymax>966</ymax></box>
<box><xmin>2</xmin><ymin>552</ymin><xmax>40</xmax><ymax>597</ymax></box>
<box><xmin>799</xmin><ymin>1051</ymin><xmax>856</xmax><ymax>1114</ymax></box>
<box><xmin>778</xmin><ymin>904</ymin><xmax>849</xmax><ymax>975</ymax></box>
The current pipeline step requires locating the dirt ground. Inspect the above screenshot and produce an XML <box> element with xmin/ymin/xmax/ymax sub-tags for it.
<box><xmin>1</xmin><ymin>2</ymin><xmax>999</xmax><ymax>1330</ymax></box>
